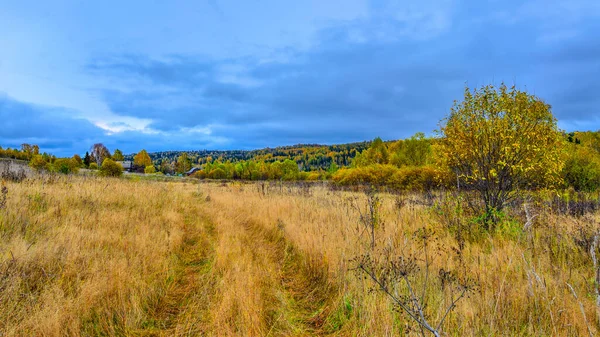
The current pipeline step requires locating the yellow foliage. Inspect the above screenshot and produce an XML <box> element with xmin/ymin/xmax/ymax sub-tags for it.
<box><xmin>133</xmin><ymin>149</ymin><xmax>152</xmax><ymax>167</ymax></box>
<box><xmin>332</xmin><ymin>164</ymin><xmax>451</xmax><ymax>191</ymax></box>
<box><xmin>438</xmin><ymin>83</ymin><xmax>565</xmax><ymax>212</ymax></box>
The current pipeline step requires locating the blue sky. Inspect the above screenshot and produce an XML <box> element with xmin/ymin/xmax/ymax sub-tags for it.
<box><xmin>1</xmin><ymin>0</ymin><xmax>599</xmax><ymax>156</ymax></box>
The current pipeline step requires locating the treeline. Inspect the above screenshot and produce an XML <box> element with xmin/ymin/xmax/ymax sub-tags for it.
<box><xmin>331</xmin><ymin>131</ymin><xmax>600</xmax><ymax>192</ymax></box>
<box><xmin>133</xmin><ymin>142</ymin><xmax>371</xmax><ymax>172</ymax></box>
<box><xmin>180</xmin><ymin>133</ymin><xmax>440</xmax><ymax>187</ymax></box>
<box><xmin>4</xmin><ymin>130</ymin><xmax>600</xmax><ymax>192</ymax></box>
<box><xmin>185</xmin><ymin>129</ymin><xmax>600</xmax><ymax>193</ymax></box>
<box><xmin>0</xmin><ymin>144</ymin><xmax>86</xmax><ymax>174</ymax></box>
<box><xmin>0</xmin><ymin>144</ymin><xmax>43</xmax><ymax>161</ymax></box>
<box><xmin>0</xmin><ymin>144</ymin><xmax>79</xmax><ymax>174</ymax></box>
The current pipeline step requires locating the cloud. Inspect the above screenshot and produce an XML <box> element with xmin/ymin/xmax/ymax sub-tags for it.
<box><xmin>0</xmin><ymin>93</ymin><xmax>106</xmax><ymax>154</ymax></box>
<box><xmin>3</xmin><ymin>0</ymin><xmax>600</xmax><ymax>157</ymax></box>
<box><xmin>85</xmin><ymin>0</ymin><xmax>600</xmax><ymax>152</ymax></box>
<box><xmin>87</xmin><ymin>34</ymin><xmax>468</xmax><ymax>148</ymax></box>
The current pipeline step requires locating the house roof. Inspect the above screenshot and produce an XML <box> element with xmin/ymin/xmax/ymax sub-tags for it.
<box><xmin>186</xmin><ymin>167</ymin><xmax>201</xmax><ymax>174</ymax></box>
<box><xmin>118</xmin><ymin>161</ymin><xmax>133</xmax><ymax>168</ymax></box>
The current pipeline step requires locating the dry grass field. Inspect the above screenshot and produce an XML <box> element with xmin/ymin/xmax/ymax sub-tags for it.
<box><xmin>1</xmin><ymin>175</ymin><xmax>599</xmax><ymax>336</ymax></box>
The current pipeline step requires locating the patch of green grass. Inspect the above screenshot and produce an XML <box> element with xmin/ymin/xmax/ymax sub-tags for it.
<box><xmin>325</xmin><ymin>295</ymin><xmax>353</xmax><ymax>332</ymax></box>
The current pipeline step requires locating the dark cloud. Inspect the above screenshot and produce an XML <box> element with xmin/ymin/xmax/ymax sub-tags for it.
<box><xmin>6</xmin><ymin>0</ymin><xmax>598</xmax><ymax>156</ymax></box>
<box><xmin>85</xmin><ymin>1</ymin><xmax>600</xmax><ymax>154</ymax></box>
<box><xmin>88</xmin><ymin>55</ymin><xmax>217</xmax><ymax>87</ymax></box>
<box><xmin>0</xmin><ymin>94</ymin><xmax>105</xmax><ymax>154</ymax></box>
<box><xmin>90</xmin><ymin>35</ymin><xmax>467</xmax><ymax>147</ymax></box>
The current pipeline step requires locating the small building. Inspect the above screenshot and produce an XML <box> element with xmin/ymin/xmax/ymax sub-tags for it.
<box><xmin>118</xmin><ymin>161</ymin><xmax>134</xmax><ymax>172</ymax></box>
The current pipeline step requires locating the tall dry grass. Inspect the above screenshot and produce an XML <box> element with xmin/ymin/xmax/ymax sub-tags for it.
<box><xmin>196</xmin><ymin>181</ymin><xmax>600</xmax><ymax>336</ymax></box>
<box><xmin>1</xmin><ymin>175</ymin><xmax>599</xmax><ymax>336</ymax></box>
<box><xmin>0</xmin><ymin>175</ymin><xmax>213</xmax><ymax>336</ymax></box>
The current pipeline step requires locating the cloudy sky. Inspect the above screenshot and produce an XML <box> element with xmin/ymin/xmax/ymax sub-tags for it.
<box><xmin>1</xmin><ymin>0</ymin><xmax>599</xmax><ymax>156</ymax></box>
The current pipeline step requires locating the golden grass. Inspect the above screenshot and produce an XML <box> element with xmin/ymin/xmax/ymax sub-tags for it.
<box><xmin>1</xmin><ymin>176</ymin><xmax>599</xmax><ymax>336</ymax></box>
<box><xmin>0</xmin><ymin>176</ymin><xmax>212</xmax><ymax>336</ymax></box>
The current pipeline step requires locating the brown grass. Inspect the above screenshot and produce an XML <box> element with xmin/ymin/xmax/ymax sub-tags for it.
<box><xmin>1</xmin><ymin>176</ymin><xmax>599</xmax><ymax>336</ymax></box>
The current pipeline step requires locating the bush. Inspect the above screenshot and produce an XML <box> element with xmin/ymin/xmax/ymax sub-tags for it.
<box><xmin>51</xmin><ymin>158</ymin><xmax>80</xmax><ymax>174</ymax></box>
<box><xmin>563</xmin><ymin>155</ymin><xmax>600</xmax><ymax>192</ymax></box>
<box><xmin>191</xmin><ymin>170</ymin><xmax>207</xmax><ymax>179</ymax></box>
<box><xmin>332</xmin><ymin>164</ymin><xmax>452</xmax><ymax>191</ymax></box>
<box><xmin>389</xmin><ymin>166</ymin><xmax>452</xmax><ymax>191</ymax></box>
<box><xmin>144</xmin><ymin>165</ymin><xmax>156</xmax><ymax>174</ymax></box>
<box><xmin>29</xmin><ymin>155</ymin><xmax>48</xmax><ymax>171</ymax></box>
<box><xmin>306</xmin><ymin>172</ymin><xmax>322</xmax><ymax>181</ymax></box>
<box><xmin>332</xmin><ymin>164</ymin><xmax>398</xmax><ymax>187</ymax></box>
<box><xmin>89</xmin><ymin>163</ymin><xmax>98</xmax><ymax>170</ymax></box>
<box><xmin>99</xmin><ymin>159</ymin><xmax>123</xmax><ymax>177</ymax></box>
<box><xmin>208</xmin><ymin>168</ymin><xmax>226</xmax><ymax>180</ymax></box>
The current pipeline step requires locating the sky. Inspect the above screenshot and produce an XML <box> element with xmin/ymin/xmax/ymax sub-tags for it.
<box><xmin>1</xmin><ymin>0</ymin><xmax>599</xmax><ymax>156</ymax></box>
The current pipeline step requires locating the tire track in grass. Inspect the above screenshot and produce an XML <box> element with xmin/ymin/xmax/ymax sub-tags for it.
<box><xmin>159</xmin><ymin>190</ymin><xmax>342</xmax><ymax>336</ymax></box>
<box><xmin>133</xmin><ymin>214</ymin><xmax>218</xmax><ymax>336</ymax></box>
<box><xmin>242</xmin><ymin>219</ymin><xmax>337</xmax><ymax>336</ymax></box>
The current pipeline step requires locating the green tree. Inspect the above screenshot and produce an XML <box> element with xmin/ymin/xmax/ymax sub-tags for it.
<box><xmin>270</xmin><ymin>161</ymin><xmax>283</xmax><ymax>179</ymax></box>
<box><xmin>327</xmin><ymin>161</ymin><xmax>339</xmax><ymax>173</ymax></box>
<box><xmin>83</xmin><ymin>151</ymin><xmax>91</xmax><ymax>167</ymax></box>
<box><xmin>390</xmin><ymin>133</ymin><xmax>432</xmax><ymax>167</ymax></box>
<box><xmin>438</xmin><ymin>84</ymin><xmax>564</xmax><ymax>226</ymax></box>
<box><xmin>208</xmin><ymin>168</ymin><xmax>226</xmax><ymax>179</ymax></box>
<box><xmin>99</xmin><ymin>158</ymin><xmax>123</xmax><ymax>177</ymax></box>
<box><xmin>112</xmin><ymin>149</ymin><xmax>125</xmax><ymax>161</ymax></box>
<box><xmin>282</xmin><ymin>159</ymin><xmax>299</xmax><ymax>180</ymax></box>
<box><xmin>355</xmin><ymin>137</ymin><xmax>389</xmax><ymax>167</ymax></box>
<box><xmin>176</xmin><ymin>153</ymin><xmax>192</xmax><ymax>174</ymax></box>
<box><xmin>563</xmin><ymin>146</ymin><xmax>600</xmax><ymax>192</ymax></box>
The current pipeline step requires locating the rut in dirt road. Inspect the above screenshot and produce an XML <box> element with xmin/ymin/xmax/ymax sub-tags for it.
<box><xmin>241</xmin><ymin>219</ymin><xmax>338</xmax><ymax>336</ymax></box>
<box><xmin>134</xmin><ymin>195</ymin><xmax>342</xmax><ymax>336</ymax></box>
<box><xmin>134</xmin><ymin>215</ymin><xmax>219</xmax><ymax>336</ymax></box>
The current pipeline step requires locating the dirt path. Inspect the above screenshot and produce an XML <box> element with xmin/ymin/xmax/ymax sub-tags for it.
<box><xmin>242</xmin><ymin>219</ymin><xmax>335</xmax><ymax>336</ymax></box>
<box><xmin>133</xmin><ymin>215</ymin><xmax>218</xmax><ymax>336</ymax></box>
<box><xmin>132</xmin><ymin>196</ymin><xmax>337</xmax><ymax>336</ymax></box>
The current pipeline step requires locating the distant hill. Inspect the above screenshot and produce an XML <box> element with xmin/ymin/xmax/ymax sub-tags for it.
<box><xmin>124</xmin><ymin>141</ymin><xmax>374</xmax><ymax>171</ymax></box>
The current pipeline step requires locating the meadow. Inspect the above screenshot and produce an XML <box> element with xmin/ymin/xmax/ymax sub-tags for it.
<box><xmin>1</xmin><ymin>174</ymin><xmax>599</xmax><ymax>336</ymax></box>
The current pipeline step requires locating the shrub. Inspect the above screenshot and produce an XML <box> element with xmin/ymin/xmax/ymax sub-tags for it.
<box><xmin>208</xmin><ymin>168</ymin><xmax>226</xmax><ymax>180</ymax></box>
<box><xmin>332</xmin><ymin>164</ymin><xmax>397</xmax><ymax>186</ymax></box>
<box><xmin>191</xmin><ymin>170</ymin><xmax>207</xmax><ymax>179</ymax></box>
<box><xmin>563</xmin><ymin>155</ymin><xmax>600</xmax><ymax>192</ymax></box>
<box><xmin>51</xmin><ymin>158</ymin><xmax>80</xmax><ymax>174</ymax></box>
<box><xmin>306</xmin><ymin>172</ymin><xmax>321</xmax><ymax>181</ymax></box>
<box><xmin>332</xmin><ymin>164</ymin><xmax>452</xmax><ymax>192</ymax></box>
<box><xmin>99</xmin><ymin>159</ymin><xmax>123</xmax><ymax>177</ymax></box>
<box><xmin>144</xmin><ymin>165</ymin><xmax>156</xmax><ymax>174</ymax></box>
<box><xmin>29</xmin><ymin>155</ymin><xmax>48</xmax><ymax>171</ymax></box>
